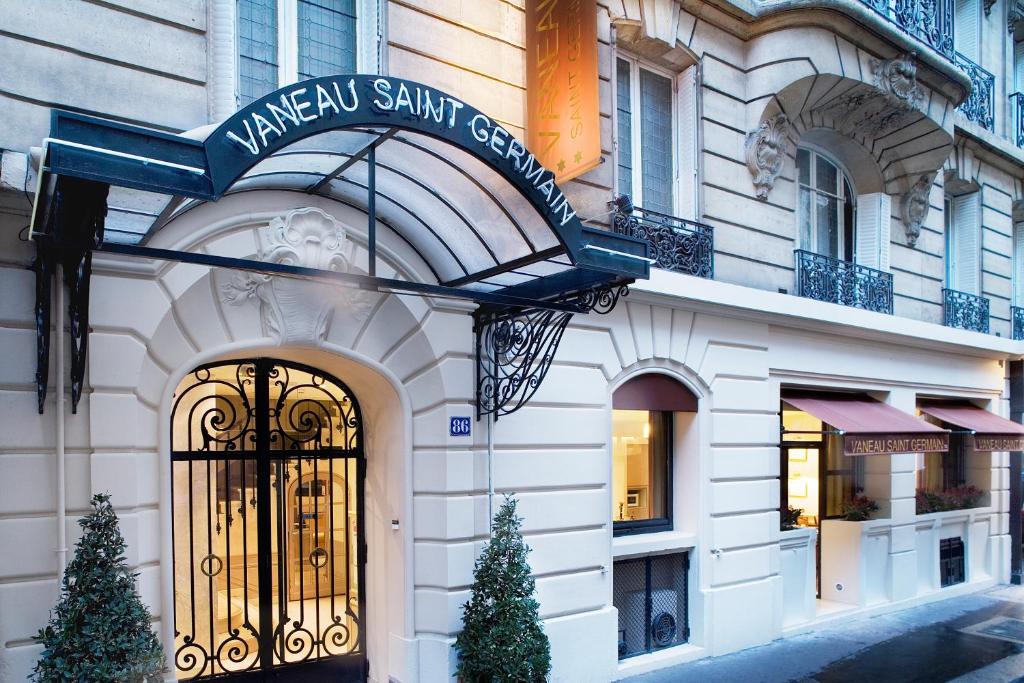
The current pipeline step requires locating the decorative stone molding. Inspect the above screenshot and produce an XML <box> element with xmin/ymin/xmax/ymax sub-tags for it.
<box><xmin>222</xmin><ymin>207</ymin><xmax>371</xmax><ymax>344</ymax></box>
<box><xmin>1010</xmin><ymin>1</ymin><xmax>1024</xmax><ymax>33</ymax></box>
<box><xmin>901</xmin><ymin>172</ymin><xmax>937</xmax><ymax>247</ymax></box>
<box><xmin>984</xmin><ymin>0</ymin><xmax>996</xmax><ymax>16</ymax></box>
<box><xmin>745</xmin><ymin>114</ymin><xmax>790</xmax><ymax>201</ymax></box>
<box><xmin>870</xmin><ymin>53</ymin><xmax>925</xmax><ymax>111</ymax></box>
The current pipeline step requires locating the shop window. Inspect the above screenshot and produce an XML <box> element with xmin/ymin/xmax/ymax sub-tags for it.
<box><xmin>616</xmin><ymin>55</ymin><xmax>675</xmax><ymax>215</ymax></box>
<box><xmin>613</xmin><ymin>552</ymin><xmax>690</xmax><ymax>659</ymax></box>
<box><xmin>612</xmin><ymin>374</ymin><xmax>697</xmax><ymax>536</ymax></box>
<box><xmin>796</xmin><ymin>148</ymin><xmax>856</xmax><ymax>261</ymax></box>
<box><xmin>780</xmin><ymin>401</ymin><xmax>865</xmax><ymax>526</ymax></box>
<box><xmin>945</xmin><ymin>192</ymin><xmax>981</xmax><ymax>294</ymax></box>
<box><xmin>916</xmin><ymin>432</ymin><xmax>972</xmax><ymax>500</ymax></box>
<box><xmin>237</xmin><ymin>0</ymin><xmax>357</xmax><ymax>107</ymax></box>
<box><xmin>940</xmin><ymin>537</ymin><xmax>966</xmax><ymax>587</ymax></box>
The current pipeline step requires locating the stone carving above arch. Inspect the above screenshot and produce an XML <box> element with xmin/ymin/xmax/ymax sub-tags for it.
<box><xmin>870</xmin><ymin>53</ymin><xmax>925</xmax><ymax>109</ymax></box>
<box><xmin>901</xmin><ymin>172</ymin><xmax>937</xmax><ymax>247</ymax></box>
<box><xmin>221</xmin><ymin>207</ymin><xmax>372</xmax><ymax>344</ymax></box>
<box><xmin>745</xmin><ymin>114</ymin><xmax>790</xmax><ymax>201</ymax></box>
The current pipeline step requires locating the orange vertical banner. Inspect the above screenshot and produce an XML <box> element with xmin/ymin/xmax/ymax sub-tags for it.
<box><xmin>526</xmin><ymin>0</ymin><xmax>601</xmax><ymax>184</ymax></box>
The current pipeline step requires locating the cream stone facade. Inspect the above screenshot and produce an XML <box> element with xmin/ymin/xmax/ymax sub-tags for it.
<box><xmin>2</xmin><ymin>1</ymin><xmax>1024</xmax><ymax>682</ymax></box>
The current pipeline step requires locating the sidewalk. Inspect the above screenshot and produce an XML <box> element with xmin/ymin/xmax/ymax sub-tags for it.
<box><xmin>625</xmin><ymin>586</ymin><xmax>1024</xmax><ymax>683</ymax></box>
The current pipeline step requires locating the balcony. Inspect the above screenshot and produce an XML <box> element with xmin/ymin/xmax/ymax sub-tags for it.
<box><xmin>612</xmin><ymin>207</ymin><xmax>714</xmax><ymax>279</ymax></box>
<box><xmin>1013</xmin><ymin>305</ymin><xmax>1024</xmax><ymax>340</ymax></box>
<box><xmin>794</xmin><ymin>250</ymin><xmax>894</xmax><ymax>314</ymax></box>
<box><xmin>943</xmin><ymin>288</ymin><xmax>990</xmax><ymax>333</ymax></box>
<box><xmin>1011</xmin><ymin>93</ymin><xmax>1024</xmax><ymax>147</ymax></box>
<box><xmin>857</xmin><ymin>0</ymin><xmax>953</xmax><ymax>61</ymax></box>
<box><xmin>954</xmin><ymin>53</ymin><xmax>995</xmax><ymax>131</ymax></box>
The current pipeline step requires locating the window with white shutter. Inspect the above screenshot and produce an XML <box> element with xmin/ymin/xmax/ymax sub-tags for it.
<box><xmin>616</xmin><ymin>55</ymin><xmax>676</xmax><ymax>216</ymax></box>
<box><xmin>855</xmin><ymin>193</ymin><xmax>892</xmax><ymax>271</ymax></box>
<box><xmin>955</xmin><ymin>0</ymin><xmax>980</xmax><ymax>61</ymax></box>
<box><xmin>946</xmin><ymin>192</ymin><xmax>981</xmax><ymax>294</ymax></box>
<box><xmin>1014</xmin><ymin>223</ymin><xmax>1024</xmax><ymax>305</ymax></box>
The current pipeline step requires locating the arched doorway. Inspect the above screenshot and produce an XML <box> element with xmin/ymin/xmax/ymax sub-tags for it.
<box><xmin>170</xmin><ymin>358</ymin><xmax>365</xmax><ymax>681</ymax></box>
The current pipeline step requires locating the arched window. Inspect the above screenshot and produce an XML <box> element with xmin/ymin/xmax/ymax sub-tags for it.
<box><xmin>797</xmin><ymin>148</ymin><xmax>856</xmax><ymax>261</ymax></box>
<box><xmin>611</xmin><ymin>374</ymin><xmax>697</xmax><ymax>535</ymax></box>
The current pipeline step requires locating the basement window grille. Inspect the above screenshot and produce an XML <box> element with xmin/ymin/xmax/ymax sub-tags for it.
<box><xmin>940</xmin><ymin>537</ymin><xmax>965</xmax><ymax>588</ymax></box>
<box><xmin>613</xmin><ymin>552</ymin><xmax>690</xmax><ymax>659</ymax></box>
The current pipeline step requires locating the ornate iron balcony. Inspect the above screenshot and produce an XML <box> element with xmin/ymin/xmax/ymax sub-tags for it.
<box><xmin>858</xmin><ymin>0</ymin><xmax>953</xmax><ymax>61</ymax></box>
<box><xmin>1012</xmin><ymin>93</ymin><xmax>1024</xmax><ymax>147</ymax></box>
<box><xmin>943</xmin><ymin>288</ymin><xmax>990</xmax><ymax>333</ymax></box>
<box><xmin>1013</xmin><ymin>305</ymin><xmax>1024</xmax><ymax>340</ymax></box>
<box><xmin>955</xmin><ymin>52</ymin><xmax>995</xmax><ymax>131</ymax></box>
<box><xmin>612</xmin><ymin>207</ymin><xmax>714</xmax><ymax>279</ymax></box>
<box><xmin>794</xmin><ymin>250</ymin><xmax>894</xmax><ymax>314</ymax></box>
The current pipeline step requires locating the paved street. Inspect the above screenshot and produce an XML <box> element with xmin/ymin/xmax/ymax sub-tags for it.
<box><xmin>628</xmin><ymin>586</ymin><xmax>1024</xmax><ymax>683</ymax></box>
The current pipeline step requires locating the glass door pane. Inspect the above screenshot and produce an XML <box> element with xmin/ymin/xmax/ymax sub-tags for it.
<box><xmin>173</xmin><ymin>456</ymin><xmax>262</xmax><ymax>679</ymax></box>
<box><xmin>272</xmin><ymin>455</ymin><xmax>360</xmax><ymax>665</ymax></box>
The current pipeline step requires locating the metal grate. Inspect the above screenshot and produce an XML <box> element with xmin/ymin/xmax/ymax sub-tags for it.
<box><xmin>943</xmin><ymin>288</ymin><xmax>990</xmax><ymax>333</ymax></box>
<box><xmin>940</xmin><ymin>537</ymin><xmax>965</xmax><ymax>588</ymax></box>
<box><xmin>613</xmin><ymin>552</ymin><xmax>689</xmax><ymax>659</ymax></box>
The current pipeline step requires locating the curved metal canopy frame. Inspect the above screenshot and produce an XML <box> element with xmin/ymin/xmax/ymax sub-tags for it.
<box><xmin>28</xmin><ymin>74</ymin><xmax>649</xmax><ymax>418</ymax></box>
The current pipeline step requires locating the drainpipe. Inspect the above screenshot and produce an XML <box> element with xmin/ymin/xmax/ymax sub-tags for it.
<box><xmin>55</xmin><ymin>267</ymin><xmax>68</xmax><ymax>578</ymax></box>
<box><xmin>1010</xmin><ymin>360</ymin><xmax>1023</xmax><ymax>584</ymax></box>
<box><xmin>487</xmin><ymin>411</ymin><xmax>495</xmax><ymax>534</ymax></box>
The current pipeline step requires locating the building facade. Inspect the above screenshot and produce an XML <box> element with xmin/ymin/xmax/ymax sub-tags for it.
<box><xmin>3</xmin><ymin>0</ymin><xmax>1024</xmax><ymax>682</ymax></box>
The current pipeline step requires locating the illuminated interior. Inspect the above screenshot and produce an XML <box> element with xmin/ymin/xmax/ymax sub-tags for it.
<box><xmin>171</xmin><ymin>362</ymin><xmax>360</xmax><ymax>679</ymax></box>
<box><xmin>612</xmin><ymin>409</ymin><xmax>668</xmax><ymax>523</ymax></box>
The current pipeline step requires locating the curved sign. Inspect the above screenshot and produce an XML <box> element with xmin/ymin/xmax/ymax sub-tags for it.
<box><xmin>205</xmin><ymin>75</ymin><xmax>583</xmax><ymax>247</ymax></box>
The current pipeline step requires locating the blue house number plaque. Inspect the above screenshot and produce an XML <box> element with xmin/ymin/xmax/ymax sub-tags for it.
<box><xmin>449</xmin><ymin>416</ymin><xmax>471</xmax><ymax>437</ymax></box>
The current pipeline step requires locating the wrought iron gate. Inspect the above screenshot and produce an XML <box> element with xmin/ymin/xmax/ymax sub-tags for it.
<box><xmin>170</xmin><ymin>359</ymin><xmax>366</xmax><ymax>681</ymax></box>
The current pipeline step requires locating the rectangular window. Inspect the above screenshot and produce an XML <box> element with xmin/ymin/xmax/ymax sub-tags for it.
<box><xmin>298</xmin><ymin>0</ymin><xmax>356</xmax><ymax>80</ymax></box>
<box><xmin>946</xmin><ymin>192</ymin><xmax>981</xmax><ymax>294</ymax></box>
<box><xmin>1014</xmin><ymin>223</ymin><xmax>1024</xmax><ymax>305</ymax></box>
<box><xmin>939</xmin><ymin>537</ymin><xmax>966</xmax><ymax>587</ymax></box>
<box><xmin>613</xmin><ymin>410</ymin><xmax>672</xmax><ymax>535</ymax></box>
<box><xmin>616</xmin><ymin>56</ymin><xmax>675</xmax><ymax>215</ymax></box>
<box><xmin>613</xmin><ymin>553</ymin><xmax>690</xmax><ymax>659</ymax></box>
<box><xmin>238</xmin><ymin>0</ymin><xmax>279</xmax><ymax>106</ymax></box>
<box><xmin>955</xmin><ymin>0</ymin><xmax>980</xmax><ymax>62</ymax></box>
<box><xmin>238</xmin><ymin>0</ymin><xmax>357</xmax><ymax>107</ymax></box>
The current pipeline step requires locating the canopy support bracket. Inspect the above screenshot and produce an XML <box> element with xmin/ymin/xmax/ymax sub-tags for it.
<box><xmin>474</xmin><ymin>284</ymin><xmax>627</xmax><ymax>420</ymax></box>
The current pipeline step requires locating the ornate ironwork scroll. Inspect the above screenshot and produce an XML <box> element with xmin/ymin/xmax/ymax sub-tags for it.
<box><xmin>1013</xmin><ymin>305</ymin><xmax>1024</xmax><ymax>340</ymax></box>
<box><xmin>34</xmin><ymin>253</ymin><xmax>53</xmax><ymax>414</ymax></box>
<box><xmin>794</xmin><ymin>250</ymin><xmax>894</xmax><ymax>314</ymax></box>
<box><xmin>943</xmin><ymin>287</ymin><xmax>990</xmax><ymax>333</ymax></box>
<box><xmin>475</xmin><ymin>285</ymin><xmax>627</xmax><ymax>420</ymax></box>
<box><xmin>866</xmin><ymin>0</ymin><xmax>954</xmax><ymax>61</ymax></box>
<box><xmin>955</xmin><ymin>52</ymin><xmax>995</xmax><ymax>131</ymax></box>
<box><xmin>171</xmin><ymin>359</ymin><xmax>365</xmax><ymax>681</ymax></box>
<box><xmin>612</xmin><ymin>207</ymin><xmax>714</xmax><ymax>279</ymax></box>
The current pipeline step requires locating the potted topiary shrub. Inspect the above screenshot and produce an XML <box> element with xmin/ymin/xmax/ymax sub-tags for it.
<box><xmin>33</xmin><ymin>493</ymin><xmax>164</xmax><ymax>683</ymax></box>
<box><xmin>454</xmin><ymin>494</ymin><xmax>551</xmax><ymax>682</ymax></box>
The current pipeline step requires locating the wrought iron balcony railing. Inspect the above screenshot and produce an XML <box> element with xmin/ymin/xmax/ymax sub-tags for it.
<box><xmin>1013</xmin><ymin>305</ymin><xmax>1024</xmax><ymax>340</ymax></box>
<box><xmin>954</xmin><ymin>52</ymin><xmax>995</xmax><ymax>131</ymax></box>
<box><xmin>943</xmin><ymin>288</ymin><xmax>990</xmax><ymax>333</ymax></box>
<box><xmin>858</xmin><ymin>0</ymin><xmax>953</xmax><ymax>61</ymax></box>
<box><xmin>612</xmin><ymin>207</ymin><xmax>714</xmax><ymax>279</ymax></box>
<box><xmin>794</xmin><ymin>250</ymin><xmax>894</xmax><ymax>314</ymax></box>
<box><xmin>1012</xmin><ymin>93</ymin><xmax>1024</xmax><ymax>147</ymax></box>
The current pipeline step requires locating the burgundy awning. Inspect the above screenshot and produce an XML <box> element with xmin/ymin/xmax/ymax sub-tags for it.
<box><xmin>614</xmin><ymin>374</ymin><xmax>698</xmax><ymax>412</ymax></box>
<box><xmin>918</xmin><ymin>401</ymin><xmax>1024</xmax><ymax>452</ymax></box>
<box><xmin>783</xmin><ymin>393</ymin><xmax>949</xmax><ymax>456</ymax></box>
